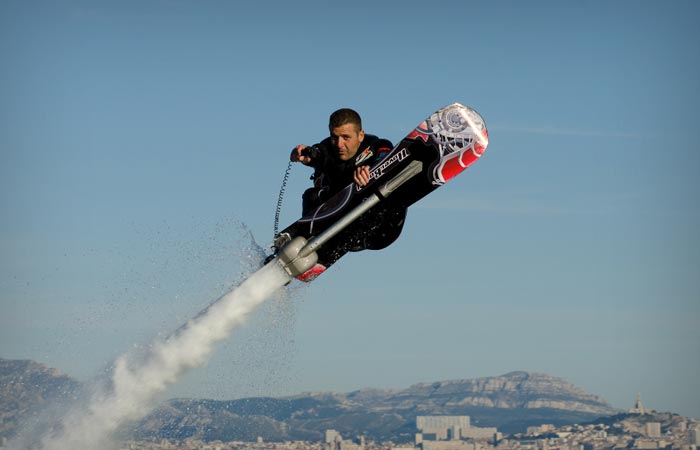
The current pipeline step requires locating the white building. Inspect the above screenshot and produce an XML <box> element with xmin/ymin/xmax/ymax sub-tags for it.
<box><xmin>416</xmin><ymin>416</ymin><xmax>499</xmax><ymax>443</ymax></box>
<box><xmin>645</xmin><ymin>423</ymin><xmax>661</xmax><ymax>438</ymax></box>
<box><xmin>629</xmin><ymin>393</ymin><xmax>647</xmax><ymax>415</ymax></box>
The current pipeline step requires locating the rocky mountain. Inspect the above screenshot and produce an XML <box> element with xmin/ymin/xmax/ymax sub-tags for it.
<box><xmin>0</xmin><ymin>358</ymin><xmax>82</xmax><ymax>441</ymax></box>
<box><xmin>348</xmin><ymin>371</ymin><xmax>615</xmax><ymax>414</ymax></box>
<box><xmin>132</xmin><ymin>371</ymin><xmax>619</xmax><ymax>441</ymax></box>
<box><xmin>0</xmin><ymin>359</ymin><xmax>619</xmax><ymax>443</ymax></box>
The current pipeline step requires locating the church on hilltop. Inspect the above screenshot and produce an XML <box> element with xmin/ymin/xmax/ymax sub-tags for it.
<box><xmin>629</xmin><ymin>393</ymin><xmax>647</xmax><ymax>415</ymax></box>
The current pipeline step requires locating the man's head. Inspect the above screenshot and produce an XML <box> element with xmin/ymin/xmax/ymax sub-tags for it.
<box><xmin>329</xmin><ymin>108</ymin><xmax>365</xmax><ymax>161</ymax></box>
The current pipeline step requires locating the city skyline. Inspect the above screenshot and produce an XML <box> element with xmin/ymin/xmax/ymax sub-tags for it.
<box><xmin>3</xmin><ymin>409</ymin><xmax>697</xmax><ymax>450</ymax></box>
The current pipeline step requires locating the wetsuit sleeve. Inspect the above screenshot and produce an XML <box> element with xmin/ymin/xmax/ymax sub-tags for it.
<box><xmin>306</xmin><ymin>137</ymin><xmax>334</xmax><ymax>170</ymax></box>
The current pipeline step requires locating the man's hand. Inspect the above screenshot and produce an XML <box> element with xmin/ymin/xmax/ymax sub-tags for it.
<box><xmin>290</xmin><ymin>144</ymin><xmax>312</xmax><ymax>164</ymax></box>
<box><xmin>354</xmin><ymin>165</ymin><xmax>371</xmax><ymax>187</ymax></box>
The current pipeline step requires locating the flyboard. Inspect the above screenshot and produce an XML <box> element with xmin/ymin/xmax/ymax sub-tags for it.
<box><xmin>267</xmin><ymin>103</ymin><xmax>489</xmax><ymax>282</ymax></box>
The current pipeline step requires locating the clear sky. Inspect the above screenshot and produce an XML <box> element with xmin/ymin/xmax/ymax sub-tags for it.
<box><xmin>1</xmin><ymin>0</ymin><xmax>698</xmax><ymax>419</ymax></box>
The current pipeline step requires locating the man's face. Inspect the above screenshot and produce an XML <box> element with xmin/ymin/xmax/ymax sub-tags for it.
<box><xmin>331</xmin><ymin>123</ymin><xmax>365</xmax><ymax>161</ymax></box>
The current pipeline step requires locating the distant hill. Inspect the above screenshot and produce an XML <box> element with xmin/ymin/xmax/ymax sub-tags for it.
<box><xmin>132</xmin><ymin>371</ymin><xmax>619</xmax><ymax>441</ymax></box>
<box><xmin>0</xmin><ymin>359</ymin><xmax>619</xmax><ymax>442</ymax></box>
<box><xmin>0</xmin><ymin>358</ymin><xmax>82</xmax><ymax>441</ymax></box>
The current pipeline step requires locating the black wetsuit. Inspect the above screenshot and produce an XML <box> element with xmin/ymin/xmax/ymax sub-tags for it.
<box><xmin>300</xmin><ymin>134</ymin><xmax>407</xmax><ymax>263</ymax></box>
<box><xmin>302</xmin><ymin>134</ymin><xmax>393</xmax><ymax>214</ymax></box>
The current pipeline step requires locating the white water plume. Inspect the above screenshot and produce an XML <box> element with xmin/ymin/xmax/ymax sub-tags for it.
<box><xmin>14</xmin><ymin>260</ymin><xmax>291</xmax><ymax>450</ymax></box>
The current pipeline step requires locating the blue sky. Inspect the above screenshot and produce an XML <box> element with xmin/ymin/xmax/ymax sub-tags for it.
<box><xmin>1</xmin><ymin>0</ymin><xmax>699</xmax><ymax>419</ymax></box>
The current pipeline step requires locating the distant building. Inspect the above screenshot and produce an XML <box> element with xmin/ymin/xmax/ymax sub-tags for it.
<box><xmin>324</xmin><ymin>429</ymin><xmax>365</xmax><ymax>450</ymax></box>
<box><xmin>416</xmin><ymin>416</ymin><xmax>500</xmax><ymax>444</ymax></box>
<box><xmin>527</xmin><ymin>425</ymin><xmax>556</xmax><ymax>436</ymax></box>
<box><xmin>422</xmin><ymin>442</ymin><xmax>479</xmax><ymax>450</ymax></box>
<box><xmin>326</xmin><ymin>430</ymin><xmax>342</xmax><ymax>450</ymax></box>
<box><xmin>633</xmin><ymin>439</ymin><xmax>660</xmax><ymax>449</ymax></box>
<box><xmin>418</xmin><ymin>416</ymin><xmax>472</xmax><ymax>440</ymax></box>
<box><xmin>340</xmin><ymin>440</ymin><xmax>364</xmax><ymax>450</ymax></box>
<box><xmin>645</xmin><ymin>423</ymin><xmax>661</xmax><ymax>438</ymax></box>
<box><xmin>462</xmin><ymin>427</ymin><xmax>498</xmax><ymax>440</ymax></box>
<box><xmin>690</xmin><ymin>428</ymin><xmax>700</xmax><ymax>446</ymax></box>
<box><xmin>629</xmin><ymin>393</ymin><xmax>647</xmax><ymax>415</ymax></box>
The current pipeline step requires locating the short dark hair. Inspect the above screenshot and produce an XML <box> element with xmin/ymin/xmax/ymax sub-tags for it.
<box><xmin>329</xmin><ymin>108</ymin><xmax>362</xmax><ymax>132</ymax></box>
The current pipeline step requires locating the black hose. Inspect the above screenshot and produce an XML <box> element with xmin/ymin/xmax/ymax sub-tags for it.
<box><xmin>273</xmin><ymin>160</ymin><xmax>293</xmax><ymax>239</ymax></box>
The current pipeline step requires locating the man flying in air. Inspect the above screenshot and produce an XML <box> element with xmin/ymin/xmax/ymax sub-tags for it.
<box><xmin>290</xmin><ymin>108</ymin><xmax>393</xmax><ymax>215</ymax></box>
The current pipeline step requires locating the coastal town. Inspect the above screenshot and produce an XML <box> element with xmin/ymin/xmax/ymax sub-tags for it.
<box><xmin>67</xmin><ymin>397</ymin><xmax>698</xmax><ymax>450</ymax></box>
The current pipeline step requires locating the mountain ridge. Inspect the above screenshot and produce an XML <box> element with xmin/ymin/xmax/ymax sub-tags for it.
<box><xmin>0</xmin><ymin>358</ymin><xmax>83</xmax><ymax>442</ymax></box>
<box><xmin>0</xmin><ymin>358</ymin><xmax>619</xmax><ymax>442</ymax></box>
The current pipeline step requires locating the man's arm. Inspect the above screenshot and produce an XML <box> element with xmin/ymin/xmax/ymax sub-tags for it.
<box><xmin>353</xmin><ymin>166</ymin><xmax>371</xmax><ymax>187</ymax></box>
<box><xmin>353</xmin><ymin>136</ymin><xmax>393</xmax><ymax>187</ymax></box>
<box><xmin>290</xmin><ymin>145</ymin><xmax>312</xmax><ymax>164</ymax></box>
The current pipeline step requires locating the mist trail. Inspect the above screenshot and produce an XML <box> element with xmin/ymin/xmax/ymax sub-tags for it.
<box><xmin>18</xmin><ymin>260</ymin><xmax>292</xmax><ymax>450</ymax></box>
